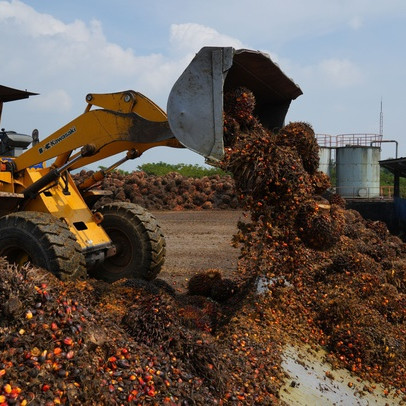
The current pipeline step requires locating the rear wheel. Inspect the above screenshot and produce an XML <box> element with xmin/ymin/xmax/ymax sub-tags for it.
<box><xmin>93</xmin><ymin>202</ymin><xmax>166</xmax><ymax>282</ymax></box>
<box><xmin>0</xmin><ymin>211</ymin><xmax>86</xmax><ymax>280</ymax></box>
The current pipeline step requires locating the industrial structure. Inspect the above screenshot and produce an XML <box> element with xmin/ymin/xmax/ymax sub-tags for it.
<box><xmin>317</xmin><ymin>133</ymin><xmax>384</xmax><ymax>198</ymax></box>
<box><xmin>316</xmin><ymin>133</ymin><xmax>405</xmax><ymax>238</ymax></box>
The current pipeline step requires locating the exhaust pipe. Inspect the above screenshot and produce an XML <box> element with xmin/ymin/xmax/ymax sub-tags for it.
<box><xmin>167</xmin><ymin>47</ymin><xmax>303</xmax><ymax>161</ymax></box>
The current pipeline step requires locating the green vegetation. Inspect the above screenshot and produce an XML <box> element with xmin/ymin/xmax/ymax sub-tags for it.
<box><xmin>136</xmin><ymin>162</ymin><xmax>227</xmax><ymax>178</ymax></box>
<box><xmin>380</xmin><ymin>167</ymin><xmax>406</xmax><ymax>197</ymax></box>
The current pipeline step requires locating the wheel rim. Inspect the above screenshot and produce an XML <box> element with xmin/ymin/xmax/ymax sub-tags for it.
<box><xmin>104</xmin><ymin>228</ymin><xmax>135</xmax><ymax>272</ymax></box>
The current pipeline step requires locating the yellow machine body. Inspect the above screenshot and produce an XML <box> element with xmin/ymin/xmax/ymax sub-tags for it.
<box><xmin>0</xmin><ymin>90</ymin><xmax>184</xmax><ymax>265</ymax></box>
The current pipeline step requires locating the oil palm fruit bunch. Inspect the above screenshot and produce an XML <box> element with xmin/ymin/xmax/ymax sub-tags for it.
<box><xmin>210</xmin><ymin>278</ymin><xmax>239</xmax><ymax>303</ymax></box>
<box><xmin>296</xmin><ymin>199</ymin><xmax>341</xmax><ymax>250</ymax></box>
<box><xmin>276</xmin><ymin>122</ymin><xmax>320</xmax><ymax>175</ymax></box>
<box><xmin>187</xmin><ymin>269</ymin><xmax>222</xmax><ymax>297</ymax></box>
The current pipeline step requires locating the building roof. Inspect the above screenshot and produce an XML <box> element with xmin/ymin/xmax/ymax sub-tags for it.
<box><xmin>0</xmin><ymin>85</ymin><xmax>38</xmax><ymax>103</ymax></box>
<box><xmin>379</xmin><ymin>157</ymin><xmax>406</xmax><ymax>178</ymax></box>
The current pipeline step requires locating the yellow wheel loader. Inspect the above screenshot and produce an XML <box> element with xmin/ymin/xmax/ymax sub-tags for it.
<box><xmin>0</xmin><ymin>47</ymin><xmax>302</xmax><ymax>282</ymax></box>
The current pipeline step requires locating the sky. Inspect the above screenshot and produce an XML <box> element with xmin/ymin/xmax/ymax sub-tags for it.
<box><xmin>0</xmin><ymin>0</ymin><xmax>405</xmax><ymax>171</ymax></box>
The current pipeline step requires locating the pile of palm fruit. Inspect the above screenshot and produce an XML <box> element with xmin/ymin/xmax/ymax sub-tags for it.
<box><xmin>3</xmin><ymin>85</ymin><xmax>406</xmax><ymax>405</ymax></box>
<box><xmin>73</xmin><ymin>171</ymin><xmax>239</xmax><ymax>211</ymax></box>
<box><xmin>218</xmin><ymin>87</ymin><xmax>406</xmax><ymax>399</ymax></box>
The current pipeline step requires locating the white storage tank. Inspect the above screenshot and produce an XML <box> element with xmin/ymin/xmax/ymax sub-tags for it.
<box><xmin>336</xmin><ymin>146</ymin><xmax>381</xmax><ymax>198</ymax></box>
<box><xmin>318</xmin><ymin>147</ymin><xmax>334</xmax><ymax>177</ymax></box>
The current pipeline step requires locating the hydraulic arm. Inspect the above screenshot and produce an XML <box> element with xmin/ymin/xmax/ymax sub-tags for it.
<box><xmin>13</xmin><ymin>90</ymin><xmax>183</xmax><ymax>173</ymax></box>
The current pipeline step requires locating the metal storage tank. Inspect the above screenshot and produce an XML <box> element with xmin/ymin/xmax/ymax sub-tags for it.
<box><xmin>336</xmin><ymin>146</ymin><xmax>381</xmax><ymax>198</ymax></box>
<box><xmin>318</xmin><ymin>147</ymin><xmax>334</xmax><ymax>177</ymax></box>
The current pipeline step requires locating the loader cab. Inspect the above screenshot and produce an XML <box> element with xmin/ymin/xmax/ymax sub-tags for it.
<box><xmin>0</xmin><ymin>85</ymin><xmax>38</xmax><ymax>157</ymax></box>
<box><xmin>0</xmin><ymin>129</ymin><xmax>33</xmax><ymax>157</ymax></box>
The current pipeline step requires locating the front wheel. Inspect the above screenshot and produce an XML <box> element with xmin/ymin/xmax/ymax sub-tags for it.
<box><xmin>92</xmin><ymin>202</ymin><xmax>166</xmax><ymax>282</ymax></box>
<box><xmin>0</xmin><ymin>211</ymin><xmax>86</xmax><ymax>280</ymax></box>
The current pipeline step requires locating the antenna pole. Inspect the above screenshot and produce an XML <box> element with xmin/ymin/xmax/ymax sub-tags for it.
<box><xmin>379</xmin><ymin>98</ymin><xmax>384</xmax><ymax>135</ymax></box>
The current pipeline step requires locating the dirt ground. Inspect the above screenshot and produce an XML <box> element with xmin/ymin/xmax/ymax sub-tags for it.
<box><xmin>152</xmin><ymin>210</ymin><xmax>244</xmax><ymax>293</ymax></box>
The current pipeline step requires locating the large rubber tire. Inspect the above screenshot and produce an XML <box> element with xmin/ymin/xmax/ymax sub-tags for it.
<box><xmin>0</xmin><ymin>212</ymin><xmax>86</xmax><ymax>280</ymax></box>
<box><xmin>93</xmin><ymin>202</ymin><xmax>166</xmax><ymax>282</ymax></box>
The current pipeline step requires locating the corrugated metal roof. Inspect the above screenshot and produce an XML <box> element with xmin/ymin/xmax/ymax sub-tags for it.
<box><xmin>380</xmin><ymin>157</ymin><xmax>406</xmax><ymax>178</ymax></box>
<box><xmin>0</xmin><ymin>85</ymin><xmax>38</xmax><ymax>103</ymax></box>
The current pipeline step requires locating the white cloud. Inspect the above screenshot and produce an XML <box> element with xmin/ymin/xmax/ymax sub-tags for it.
<box><xmin>169</xmin><ymin>23</ymin><xmax>244</xmax><ymax>55</ymax></box>
<box><xmin>348</xmin><ymin>16</ymin><xmax>363</xmax><ymax>30</ymax></box>
<box><xmin>0</xmin><ymin>1</ymin><xmax>168</xmax><ymax>105</ymax></box>
<box><xmin>0</xmin><ymin>0</ymin><xmax>87</xmax><ymax>39</ymax></box>
<box><xmin>30</xmin><ymin>89</ymin><xmax>72</xmax><ymax>113</ymax></box>
<box><xmin>318</xmin><ymin>58</ymin><xmax>364</xmax><ymax>88</ymax></box>
<box><xmin>297</xmin><ymin>58</ymin><xmax>364</xmax><ymax>91</ymax></box>
<box><xmin>1</xmin><ymin>1</ymin><xmax>249</xmax><ymax>115</ymax></box>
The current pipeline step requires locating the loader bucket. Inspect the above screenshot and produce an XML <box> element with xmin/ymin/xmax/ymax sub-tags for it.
<box><xmin>167</xmin><ymin>47</ymin><xmax>303</xmax><ymax>161</ymax></box>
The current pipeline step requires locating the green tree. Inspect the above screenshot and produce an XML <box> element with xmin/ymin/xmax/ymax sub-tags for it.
<box><xmin>136</xmin><ymin>162</ymin><xmax>227</xmax><ymax>178</ymax></box>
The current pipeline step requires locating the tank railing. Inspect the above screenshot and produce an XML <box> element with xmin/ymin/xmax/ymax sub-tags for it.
<box><xmin>315</xmin><ymin>134</ymin><xmax>335</xmax><ymax>147</ymax></box>
<box><xmin>331</xmin><ymin>186</ymin><xmax>406</xmax><ymax>199</ymax></box>
<box><xmin>316</xmin><ymin>133</ymin><xmax>383</xmax><ymax>148</ymax></box>
<box><xmin>380</xmin><ymin>185</ymin><xmax>394</xmax><ymax>198</ymax></box>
